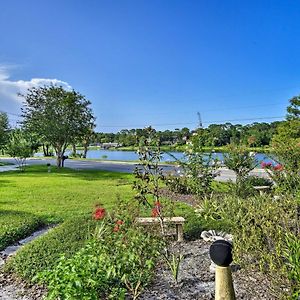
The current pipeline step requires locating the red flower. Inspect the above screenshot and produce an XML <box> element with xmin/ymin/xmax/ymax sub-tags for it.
<box><xmin>154</xmin><ymin>201</ymin><xmax>161</xmax><ymax>207</ymax></box>
<box><xmin>116</xmin><ymin>220</ymin><xmax>123</xmax><ymax>225</ymax></box>
<box><xmin>151</xmin><ymin>207</ymin><xmax>160</xmax><ymax>217</ymax></box>
<box><xmin>273</xmin><ymin>164</ymin><xmax>283</xmax><ymax>171</ymax></box>
<box><xmin>113</xmin><ymin>225</ymin><xmax>120</xmax><ymax>232</ymax></box>
<box><xmin>261</xmin><ymin>162</ymin><xmax>272</xmax><ymax>169</ymax></box>
<box><xmin>93</xmin><ymin>207</ymin><xmax>106</xmax><ymax>220</ymax></box>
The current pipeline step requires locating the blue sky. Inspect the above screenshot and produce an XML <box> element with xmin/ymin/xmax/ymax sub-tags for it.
<box><xmin>1</xmin><ymin>0</ymin><xmax>300</xmax><ymax>132</ymax></box>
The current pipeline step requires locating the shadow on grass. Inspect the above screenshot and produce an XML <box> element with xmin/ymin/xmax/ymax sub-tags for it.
<box><xmin>0</xmin><ymin>179</ymin><xmax>16</xmax><ymax>187</ymax></box>
<box><xmin>5</xmin><ymin>165</ymin><xmax>134</xmax><ymax>183</ymax></box>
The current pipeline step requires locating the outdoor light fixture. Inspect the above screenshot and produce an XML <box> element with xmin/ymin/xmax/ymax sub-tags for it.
<box><xmin>209</xmin><ymin>240</ymin><xmax>236</xmax><ymax>300</ymax></box>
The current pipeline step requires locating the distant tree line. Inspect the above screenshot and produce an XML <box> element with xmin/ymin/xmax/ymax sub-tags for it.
<box><xmin>92</xmin><ymin>121</ymin><xmax>283</xmax><ymax>148</ymax></box>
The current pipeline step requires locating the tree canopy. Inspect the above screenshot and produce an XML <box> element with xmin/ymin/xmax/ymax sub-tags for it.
<box><xmin>287</xmin><ymin>95</ymin><xmax>300</xmax><ymax>120</ymax></box>
<box><xmin>21</xmin><ymin>85</ymin><xmax>95</xmax><ymax>167</ymax></box>
<box><xmin>0</xmin><ymin>112</ymin><xmax>9</xmax><ymax>152</ymax></box>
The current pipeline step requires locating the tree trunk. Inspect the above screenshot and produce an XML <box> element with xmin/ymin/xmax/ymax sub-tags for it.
<box><xmin>56</xmin><ymin>147</ymin><xmax>63</xmax><ymax>167</ymax></box>
<box><xmin>43</xmin><ymin>144</ymin><xmax>50</xmax><ymax>156</ymax></box>
<box><xmin>43</xmin><ymin>144</ymin><xmax>46</xmax><ymax>156</ymax></box>
<box><xmin>72</xmin><ymin>144</ymin><xmax>77</xmax><ymax>157</ymax></box>
<box><xmin>83</xmin><ymin>143</ymin><xmax>88</xmax><ymax>158</ymax></box>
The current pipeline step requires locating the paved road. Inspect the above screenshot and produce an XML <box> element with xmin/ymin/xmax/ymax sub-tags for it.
<box><xmin>0</xmin><ymin>157</ymin><xmax>268</xmax><ymax>182</ymax></box>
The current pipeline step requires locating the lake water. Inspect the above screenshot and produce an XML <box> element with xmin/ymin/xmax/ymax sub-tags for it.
<box><xmin>35</xmin><ymin>149</ymin><xmax>275</xmax><ymax>164</ymax></box>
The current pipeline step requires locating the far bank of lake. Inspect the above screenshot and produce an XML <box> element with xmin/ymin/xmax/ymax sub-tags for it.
<box><xmin>35</xmin><ymin>149</ymin><xmax>275</xmax><ymax>164</ymax></box>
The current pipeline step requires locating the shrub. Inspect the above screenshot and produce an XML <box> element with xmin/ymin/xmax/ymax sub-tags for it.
<box><xmin>5</xmin><ymin>216</ymin><xmax>94</xmax><ymax>280</ymax></box>
<box><xmin>164</xmin><ymin>174</ymin><xmax>191</xmax><ymax>194</ymax></box>
<box><xmin>197</xmin><ymin>194</ymin><xmax>299</xmax><ymax>297</ymax></box>
<box><xmin>223</xmin><ymin>145</ymin><xmax>257</xmax><ymax>197</ymax></box>
<box><xmin>245</xmin><ymin>175</ymin><xmax>273</xmax><ymax>187</ymax></box>
<box><xmin>36</xmin><ymin>223</ymin><xmax>163</xmax><ymax>300</ymax></box>
<box><xmin>284</xmin><ymin>233</ymin><xmax>300</xmax><ymax>299</ymax></box>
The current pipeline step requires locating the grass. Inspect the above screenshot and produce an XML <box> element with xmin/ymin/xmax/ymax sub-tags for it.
<box><xmin>0</xmin><ymin>165</ymin><xmax>134</xmax><ymax>219</ymax></box>
<box><xmin>0</xmin><ymin>165</ymin><xmax>134</xmax><ymax>249</ymax></box>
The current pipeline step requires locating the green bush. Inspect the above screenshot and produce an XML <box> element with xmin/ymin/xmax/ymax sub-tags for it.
<box><xmin>36</xmin><ymin>223</ymin><xmax>163</xmax><ymax>300</ymax></box>
<box><xmin>5</xmin><ymin>216</ymin><xmax>94</xmax><ymax>280</ymax></box>
<box><xmin>284</xmin><ymin>233</ymin><xmax>300</xmax><ymax>299</ymax></box>
<box><xmin>198</xmin><ymin>194</ymin><xmax>299</xmax><ymax>298</ymax></box>
<box><xmin>245</xmin><ymin>175</ymin><xmax>273</xmax><ymax>187</ymax></box>
<box><xmin>165</xmin><ymin>175</ymin><xmax>191</xmax><ymax>194</ymax></box>
<box><xmin>0</xmin><ymin>210</ymin><xmax>45</xmax><ymax>251</ymax></box>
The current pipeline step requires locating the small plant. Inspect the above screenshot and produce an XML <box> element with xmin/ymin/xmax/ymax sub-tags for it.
<box><xmin>167</xmin><ymin>139</ymin><xmax>219</xmax><ymax>198</ymax></box>
<box><xmin>223</xmin><ymin>145</ymin><xmax>257</xmax><ymax>197</ymax></box>
<box><xmin>35</xmin><ymin>212</ymin><xmax>163</xmax><ymax>300</ymax></box>
<box><xmin>133</xmin><ymin>127</ymin><xmax>168</xmax><ymax>235</ymax></box>
<box><xmin>163</xmin><ymin>252</ymin><xmax>184</xmax><ymax>285</ymax></box>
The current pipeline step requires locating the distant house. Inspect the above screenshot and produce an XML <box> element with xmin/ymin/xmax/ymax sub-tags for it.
<box><xmin>101</xmin><ymin>142</ymin><xmax>121</xmax><ymax>149</ymax></box>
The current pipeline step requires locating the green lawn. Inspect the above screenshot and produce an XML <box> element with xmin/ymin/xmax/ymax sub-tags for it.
<box><xmin>0</xmin><ymin>165</ymin><xmax>134</xmax><ymax>250</ymax></box>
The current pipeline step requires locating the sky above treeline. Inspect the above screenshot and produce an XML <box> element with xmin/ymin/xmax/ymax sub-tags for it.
<box><xmin>1</xmin><ymin>0</ymin><xmax>300</xmax><ymax>132</ymax></box>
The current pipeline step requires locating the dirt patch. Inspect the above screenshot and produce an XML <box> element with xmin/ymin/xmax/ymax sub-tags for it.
<box><xmin>0</xmin><ymin>273</ymin><xmax>45</xmax><ymax>300</ymax></box>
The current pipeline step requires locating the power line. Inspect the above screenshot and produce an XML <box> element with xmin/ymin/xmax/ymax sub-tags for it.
<box><xmin>99</xmin><ymin>116</ymin><xmax>285</xmax><ymax>128</ymax></box>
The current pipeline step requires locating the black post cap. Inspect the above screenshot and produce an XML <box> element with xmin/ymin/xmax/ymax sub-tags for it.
<box><xmin>209</xmin><ymin>239</ymin><xmax>233</xmax><ymax>267</ymax></box>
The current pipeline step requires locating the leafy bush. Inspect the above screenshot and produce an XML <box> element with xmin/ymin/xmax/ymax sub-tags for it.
<box><xmin>5</xmin><ymin>216</ymin><xmax>94</xmax><ymax>279</ymax></box>
<box><xmin>0</xmin><ymin>210</ymin><xmax>45</xmax><ymax>251</ymax></box>
<box><xmin>36</xmin><ymin>222</ymin><xmax>163</xmax><ymax>300</ymax></box>
<box><xmin>284</xmin><ymin>233</ymin><xmax>300</xmax><ymax>299</ymax></box>
<box><xmin>164</xmin><ymin>174</ymin><xmax>191</xmax><ymax>194</ymax></box>
<box><xmin>245</xmin><ymin>175</ymin><xmax>273</xmax><ymax>187</ymax></box>
<box><xmin>270</xmin><ymin>120</ymin><xmax>300</xmax><ymax>195</ymax></box>
<box><xmin>198</xmin><ymin>194</ymin><xmax>299</xmax><ymax>297</ymax></box>
<box><xmin>223</xmin><ymin>145</ymin><xmax>257</xmax><ymax>197</ymax></box>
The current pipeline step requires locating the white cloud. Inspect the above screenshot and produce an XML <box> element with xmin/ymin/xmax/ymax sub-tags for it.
<box><xmin>0</xmin><ymin>65</ymin><xmax>72</xmax><ymax>119</ymax></box>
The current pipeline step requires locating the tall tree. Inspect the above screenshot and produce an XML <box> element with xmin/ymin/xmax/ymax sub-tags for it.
<box><xmin>287</xmin><ymin>95</ymin><xmax>300</xmax><ymax>120</ymax></box>
<box><xmin>21</xmin><ymin>85</ymin><xmax>95</xmax><ymax>167</ymax></box>
<box><xmin>0</xmin><ymin>112</ymin><xmax>9</xmax><ymax>153</ymax></box>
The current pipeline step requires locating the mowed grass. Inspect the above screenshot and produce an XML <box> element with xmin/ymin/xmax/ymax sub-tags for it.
<box><xmin>0</xmin><ymin>165</ymin><xmax>134</xmax><ymax>249</ymax></box>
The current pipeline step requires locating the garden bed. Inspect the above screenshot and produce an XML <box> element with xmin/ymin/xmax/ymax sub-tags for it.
<box><xmin>0</xmin><ymin>238</ymin><xmax>275</xmax><ymax>300</ymax></box>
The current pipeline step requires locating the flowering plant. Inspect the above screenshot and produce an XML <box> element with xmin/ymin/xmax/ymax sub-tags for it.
<box><xmin>93</xmin><ymin>205</ymin><xmax>106</xmax><ymax>220</ymax></box>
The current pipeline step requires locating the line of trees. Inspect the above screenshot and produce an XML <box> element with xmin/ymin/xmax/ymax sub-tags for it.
<box><xmin>92</xmin><ymin>122</ymin><xmax>282</xmax><ymax>148</ymax></box>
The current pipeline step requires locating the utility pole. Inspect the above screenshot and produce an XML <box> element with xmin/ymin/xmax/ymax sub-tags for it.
<box><xmin>197</xmin><ymin>112</ymin><xmax>203</xmax><ymax>129</ymax></box>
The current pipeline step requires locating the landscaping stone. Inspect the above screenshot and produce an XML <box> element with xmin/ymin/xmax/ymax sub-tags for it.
<box><xmin>18</xmin><ymin>227</ymin><xmax>51</xmax><ymax>245</ymax></box>
<box><xmin>1</xmin><ymin>245</ymin><xmax>21</xmax><ymax>257</ymax></box>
